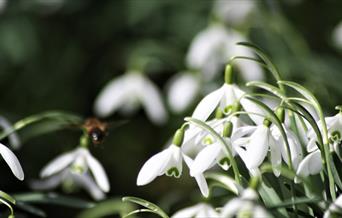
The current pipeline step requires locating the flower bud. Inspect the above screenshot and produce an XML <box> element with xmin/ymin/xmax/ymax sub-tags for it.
<box><xmin>224</xmin><ymin>64</ymin><xmax>233</xmax><ymax>84</ymax></box>
<box><xmin>223</xmin><ymin>121</ymin><xmax>233</xmax><ymax>138</ymax></box>
<box><xmin>275</xmin><ymin>107</ymin><xmax>285</xmax><ymax>123</ymax></box>
<box><xmin>263</xmin><ymin>118</ymin><xmax>272</xmax><ymax>127</ymax></box>
<box><xmin>215</xmin><ymin>108</ymin><xmax>224</xmax><ymax>119</ymax></box>
<box><xmin>172</xmin><ymin>128</ymin><xmax>185</xmax><ymax>147</ymax></box>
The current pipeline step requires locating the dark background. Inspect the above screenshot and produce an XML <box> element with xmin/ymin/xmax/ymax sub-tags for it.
<box><xmin>0</xmin><ymin>0</ymin><xmax>341</xmax><ymax>217</ymax></box>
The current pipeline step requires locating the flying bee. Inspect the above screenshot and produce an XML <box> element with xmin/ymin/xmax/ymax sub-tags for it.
<box><xmin>81</xmin><ymin>118</ymin><xmax>128</xmax><ymax>145</ymax></box>
<box><xmin>82</xmin><ymin>118</ymin><xmax>109</xmax><ymax>145</ymax></box>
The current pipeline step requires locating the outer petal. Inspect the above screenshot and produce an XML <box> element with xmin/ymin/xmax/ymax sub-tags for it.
<box><xmin>221</xmin><ymin>199</ymin><xmax>245</xmax><ymax>218</ymax></box>
<box><xmin>0</xmin><ymin>116</ymin><xmax>21</xmax><ymax>149</ymax></box>
<box><xmin>192</xmin><ymin>86</ymin><xmax>224</xmax><ymax>121</ymax></box>
<box><xmin>40</xmin><ymin>150</ymin><xmax>76</xmax><ymax>178</ymax></box>
<box><xmin>85</xmin><ymin>151</ymin><xmax>110</xmax><ymax>192</ymax></box>
<box><xmin>0</xmin><ymin>143</ymin><xmax>24</xmax><ymax>180</ymax></box>
<box><xmin>295</xmin><ymin>150</ymin><xmax>322</xmax><ymax>183</ymax></box>
<box><xmin>240</xmin><ymin>98</ymin><xmax>266</xmax><ymax>125</ymax></box>
<box><xmin>136</xmin><ymin>147</ymin><xmax>172</xmax><ymax>186</ymax></box>
<box><xmin>183</xmin><ymin>155</ymin><xmax>209</xmax><ymax>198</ymax></box>
<box><xmin>269</xmin><ymin>135</ymin><xmax>282</xmax><ymax>177</ymax></box>
<box><xmin>197</xmin><ymin>204</ymin><xmax>220</xmax><ymax>218</ymax></box>
<box><xmin>171</xmin><ymin>204</ymin><xmax>201</xmax><ymax>218</ymax></box>
<box><xmin>73</xmin><ymin>172</ymin><xmax>105</xmax><ymax>201</ymax></box>
<box><xmin>139</xmin><ymin>75</ymin><xmax>168</xmax><ymax>125</ymax></box>
<box><xmin>190</xmin><ymin>143</ymin><xmax>221</xmax><ymax>176</ymax></box>
<box><xmin>242</xmin><ymin>126</ymin><xmax>269</xmax><ymax>170</ymax></box>
<box><xmin>94</xmin><ymin>75</ymin><xmax>129</xmax><ymax>117</ymax></box>
<box><xmin>167</xmin><ymin>73</ymin><xmax>200</xmax><ymax>113</ymax></box>
<box><xmin>31</xmin><ymin>170</ymin><xmax>67</xmax><ymax>190</ymax></box>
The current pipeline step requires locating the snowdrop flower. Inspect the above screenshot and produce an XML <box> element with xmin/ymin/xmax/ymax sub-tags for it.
<box><xmin>186</xmin><ymin>24</ymin><xmax>263</xmax><ymax>81</ymax></box>
<box><xmin>235</xmin><ymin>122</ymin><xmax>282</xmax><ymax>176</ymax></box>
<box><xmin>332</xmin><ymin>21</ymin><xmax>342</xmax><ymax>50</ymax></box>
<box><xmin>191</xmin><ymin>67</ymin><xmax>245</xmax><ymax>121</ymax></box>
<box><xmin>324</xmin><ymin>194</ymin><xmax>342</xmax><ymax>218</ymax></box>
<box><xmin>31</xmin><ymin>168</ymin><xmax>106</xmax><ymax>200</ymax></box>
<box><xmin>271</xmin><ymin>126</ymin><xmax>303</xmax><ymax>170</ymax></box>
<box><xmin>94</xmin><ymin>72</ymin><xmax>167</xmax><ymax>125</ymax></box>
<box><xmin>166</xmin><ymin>72</ymin><xmax>201</xmax><ymax>113</ymax></box>
<box><xmin>137</xmin><ymin>144</ymin><xmax>183</xmax><ymax>185</ymax></box>
<box><xmin>137</xmin><ymin>128</ymin><xmax>209</xmax><ymax>197</ymax></box>
<box><xmin>307</xmin><ymin>112</ymin><xmax>342</xmax><ymax>153</ymax></box>
<box><xmin>0</xmin><ymin>116</ymin><xmax>21</xmax><ymax>149</ymax></box>
<box><xmin>172</xmin><ymin>203</ymin><xmax>219</xmax><ymax>218</ymax></box>
<box><xmin>295</xmin><ymin>149</ymin><xmax>322</xmax><ymax>183</ymax></box>
<box><xmin>221</xmin><ymin>188</ymin><xmax>273</xmax><ymax>218</ymax></box>
<box><xmin>213</xmin><ymin>0</ymin><xmax>256</xmax><ymax>26</ymax></box>
<box><xmin>0</xmin><ymin>142</ymin><xmax>24</xmax><ymax>180</ymax></box>
<box><xmin>190</xmin><ymin>120</ymin><xmax>253</xmax><ymax>176</ymax></box>
<box><xmin>40</xmin><ymin>147</ymin><xmax>110</xmax><ymax>195</ymax></box>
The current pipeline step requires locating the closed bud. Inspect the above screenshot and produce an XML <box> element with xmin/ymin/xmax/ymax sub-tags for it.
<box><xmin>263</xmin><ymin>118</ymin><xmax>272</xmax><ymax>127</ymax></box>
<box><xmin>275</xmin><ymin>107</ymin><xmax>285</xmax><ymax>123</ymax></box>
<box><xmin>224</xmin><ymin>64</ymin><xmax>233</xmax><ymax>84</ymax></box>
<box><xmin>215</xmin><ymin>108</ymin><xmax>224</xmax><ymax>119</ymax></box>
<box><xmin>223</xmin><ymin>121</ymin><xmax>233</xmax><ymax>138</ymax></box>
<box><xmin>172</xmin><ymin>128</ymin><xmax>185</xmax><ymax>147</ymax></box>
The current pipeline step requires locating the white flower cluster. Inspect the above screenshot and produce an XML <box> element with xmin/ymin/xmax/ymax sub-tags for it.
<box><xmin>135</xmin><ymin>62</ymin><xmax>342</xmax><ymax>217</ymax></box>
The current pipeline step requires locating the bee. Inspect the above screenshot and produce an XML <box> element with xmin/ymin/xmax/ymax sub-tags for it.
<box><xmin>82</xmin><ymin>118</ymin><xmax>108</xmax><ymax>145</ymax></box>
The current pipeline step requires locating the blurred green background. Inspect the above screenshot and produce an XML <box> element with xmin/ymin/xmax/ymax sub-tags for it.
<box><xmin>0</xmin><ymin>0</ymin><xmax>341</xmax><ymax>217</ymax></box>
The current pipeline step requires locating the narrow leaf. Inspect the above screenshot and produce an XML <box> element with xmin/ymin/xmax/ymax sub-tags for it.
<box><xmin>122</xmin><ymin>196</ymin><xmax>169</xmax><ymax>218</ymax></box>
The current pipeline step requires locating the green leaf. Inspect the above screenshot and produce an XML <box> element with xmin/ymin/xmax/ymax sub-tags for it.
<box><xmin>77</xmin><ymin>198</ymin><xmax>135</xmax><ymax>218</ymax></box>
<box><xmin>206</xmin><ymin>173</ymin><xmax>243</xmax><ymax>195</ymax></box>
<box><xmin>123</xmin><ymin>209</ymin><xmax>155</xmax><ymax>218</ymax></box>
<box><xmin>237</xmin><ymin>42</ymin><xmax>282</xmax><ymax>83</ymax></box>
<box><xmin>0</xmin><ymin>190</ymin><xmax>16</xmax><ymax>204</ymax></box>
<box><xmin>122</xmin><ymin>196</ymin><xmax>169</xmax><ymax>218</ymax></box>
<box><xmin>13</xmin><ymin>192</ymin><xmax>94</xmax><ymax>209</ymax></box>
<box><xmin>246</xmin><ymin>81</ymin><xmax>286</xmax><ymax>99</ymax></box>
<box><xmin>268</xmin><ymin>197</ymin><xmax>321</xmax><ymax>209</ymax></box>
<box><xmin>184</xmin><ymin>117</ymin><xmax>241</xmax><ymax>184</ymax></box>
<box><xmin>15</xmin><ymin>201</ymin><xmax>46</xmax><ymax>217</ymax></box>
<box><xmin>259</xmin><ymin>179</ymin><xmax>288</xmax><ymax>218</ymax></box>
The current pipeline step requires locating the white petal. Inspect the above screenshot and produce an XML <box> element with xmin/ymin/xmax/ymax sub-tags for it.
<box><xmin>73</xmin><ymin>172</ymin><xmax>105</xmax><ymax>201</ymax></box>
<box><xmin>192</xmin><ymin>86</ymin><xmax>224</xmax><ymax>121</ymax></box>
<box><xmin>85</xmin><ymin>151</ymin><xmax>110</xmax><ymax>192</ymax></box>
<box><xmin>221</xmin><ymin>199</ymin><xmax>245</xmax><ymax>217</ymax></box>
<box><xmin>94</xmin><ymin>75</ymin><xmax>129</xmax><ymax>117</ymax></box>
<box><xmin>269</xmin><ymin>135</ymin><xmax>282</xmax><ymax>177</ymax></box>
<box><xmin>0</xmin><ymin>116</ymin><xmax>21</xmax><ymax>149</ymax></box>
<box><xmin>183</xmin><ymin>155</ymin><xmax>209</xmax><ymax>198</ymax></box>
<box><xmin>253</xmin><ymin>206</ymin><xmax>272</xmax><ymax>218</ymax></box>
<box><xmin>30</xmin><ymin>170</ymin><xmax>66</xmax><ymax>190</ymax></box>
<box><xmin>171</xmin><ymin>204</ymin><xmax>202</xmax><ymax>218</ymax></box>
<box><xmin>307</xmin><ymin>138</ymin><xmax>318</xmax><ymax>153</ymax></box>
<box><xmin>165</xmin><ymin>145</ymin><xmax>183</xmax><ymax>177</ymax></box>
<box><xmin>167</xmin><ymin>72</ymin><xmax>200</xmax><ymax>113</ymax></box>
<box><xmin>40</xmin><ymin>150</ymin><xmax>76</xmax><ymax>178</ymax></box>
<box><xmin>240</xmin><ymin>98</ymin><xmax>266</xmax><ymax>125</ymax></box>
<box><xmin>190</xmin><ymin>143</ymin><xmax>222</xmax><ymax>176</ymax></box>
<box><xmin>295</xmin><ymin>150</ymin><xmax>322</xmax><ymax>183</ymax></box>
<box><xmin>0</xmin><ymin>143</ymin><xmax>24</xmax><ymax>180</ymax></box>
<box><xmin>136</xmin><ymin>147</ymin><xmax>172</xmax><ymax>186</ymax></box>
<box><xmin>242</xmin><ymin>126</ymin><xmax>269</xmax><ymax>170</ymax></box>
<box><xmin>231</xmin><ymin>125</ymin><xmax>257</xmax><ymax>141</ymax></box>
<box><xmin>139</xmin><ymin>75</ymin><xmax>168</xmax><ymax>125</ymax></box>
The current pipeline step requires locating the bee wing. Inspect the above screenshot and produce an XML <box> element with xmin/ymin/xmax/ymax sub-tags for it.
<box><xmin>106</xmin><ymin>120</ymin><xmax>129</xmax><ymax>131</ymax></box>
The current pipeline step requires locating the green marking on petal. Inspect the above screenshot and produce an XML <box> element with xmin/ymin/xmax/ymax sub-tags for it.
<box><xmin>219</xmin><ymin>157</ymin><xmax>230</xmax><ymax>170</ymax></box>
<box><xmin>166</xmin><ymin>167</ymin><xmax>180</xmax><ymax>178</ymax></box>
